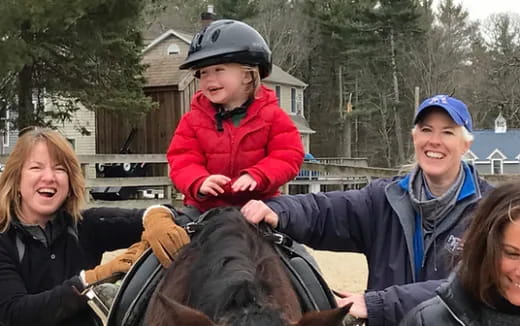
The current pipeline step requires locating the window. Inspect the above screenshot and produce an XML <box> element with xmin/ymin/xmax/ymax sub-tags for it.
<box><xmin>67</xmin><ymin>138</ymin><xmax>76</xmax><ymax>150</ymax></box>
<box><xmin>296</xmin><ymin>89</ymin><xmax>303</xmax><ymax>115</ymax></box>
<box><xmin>0</xmin><ymin>103</ymin><xmax>9</xmax><ymax>147</ymax></box>
<box><xmin>167</xmin><ymin>44</ymin><xmax>180</xmax><ymax>55</ymax></box>
<box><xmin>275</xmin><ymin>85</ymin><xmax>281</xmax><ymax>105</ymax></box>
<box><xmin>291</xmin><ymin>87</ymin><xmax>296</xmax><ymax>113</ymax></box>
<box><xmin>492</xmin><ymin>159</ymin><xmax>502</xmax><ymax>175</ymax></box>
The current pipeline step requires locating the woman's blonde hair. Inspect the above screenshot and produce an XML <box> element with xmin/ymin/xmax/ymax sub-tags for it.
<box><xmin>0</xmin><ymin>128</ymin><xmax>85</xmax><ymax>232</ymax></box>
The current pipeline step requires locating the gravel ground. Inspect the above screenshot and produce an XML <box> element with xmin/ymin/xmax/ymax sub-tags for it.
<box><xmin>307</xmin><ymin>249</ymin><xmax>368</xmax><ymax>293</ymax></box>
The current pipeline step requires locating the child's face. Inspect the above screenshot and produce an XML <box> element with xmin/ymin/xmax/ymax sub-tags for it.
<box><xmin>199</xmin><ymin>63</ymin><xmax>252</xmax><ymax>109</ymax></box>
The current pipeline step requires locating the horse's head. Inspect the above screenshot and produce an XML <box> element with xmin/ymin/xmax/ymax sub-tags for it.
<box><xmin>152</xmin><ymin>290</ymin><xmax>352</xmax><ymax>326</ymax></box>
<box><xmin>145</xmin><ymin>206</ymin><xmax>350</xmax><ymax>326</ymax></box>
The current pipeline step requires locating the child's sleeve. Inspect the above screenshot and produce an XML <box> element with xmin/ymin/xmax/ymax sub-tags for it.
<box><xmin>166</xmin><ymin>115</ymin><xmax>210</xmax><ymax>199</ymax></box>
<box><xmin>242</xmin><ymin>109</ymin><xmax>304</xmax><ymax>193</ymax></box>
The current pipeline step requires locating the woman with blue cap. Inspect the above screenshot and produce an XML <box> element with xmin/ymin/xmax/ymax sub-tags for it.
<box><xmin>240</xmin><ymin>95</ymin><xmax>494</xmax><ymax>325</ymax></box>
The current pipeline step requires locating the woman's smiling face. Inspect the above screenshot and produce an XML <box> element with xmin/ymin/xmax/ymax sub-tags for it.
<box><xmin>19</xmin><ymin>141</ymin><xmax>69</xmax><ymax>226</ymax></box>
<box><xmin>499</xmin><ymin>221</ymin><xmax>520</xmax><ymax>306</ymax></box>
<box><xmin>412</xmin><ymin>108</ymin><xmax>471</xmax><ymax>184</ymax></box>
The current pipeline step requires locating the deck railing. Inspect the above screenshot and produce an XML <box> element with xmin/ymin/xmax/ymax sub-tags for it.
<box><xmin>1</xmin><ymin>154</ymin><xmax>519</xmax><ymax>208</ymax></box>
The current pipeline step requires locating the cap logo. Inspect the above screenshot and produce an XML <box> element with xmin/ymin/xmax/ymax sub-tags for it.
<box><xmin>428</xmin><ymin>95</ymin><xmax>448</xmax><ymax>105</ymax></box>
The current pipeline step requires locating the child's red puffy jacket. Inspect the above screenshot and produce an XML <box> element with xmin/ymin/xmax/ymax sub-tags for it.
<box><xmin>167</xmin><ymin>85</ymin><xmax>304</xmax><ymax>212</ymax></box>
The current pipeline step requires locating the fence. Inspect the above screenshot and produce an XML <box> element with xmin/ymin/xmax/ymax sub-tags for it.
<box><xmin>1</xmin><ymin>154</ymin><xmax>520</xmax><ymax>208</ymax></box>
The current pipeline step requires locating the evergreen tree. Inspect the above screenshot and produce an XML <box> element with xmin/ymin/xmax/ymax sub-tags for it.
<box><xmin>215</xmin><ymin>0</ymin><xmax>260</xmax><ymax>20</ymax></box>
<box><xmin>0</xmin><ymin>0</ymin><xmax>160</xmax><ymax>129</ymax></box>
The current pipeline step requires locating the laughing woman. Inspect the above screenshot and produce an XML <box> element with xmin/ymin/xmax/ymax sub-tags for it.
<box><xmin>401</xmin><ymin>183</ymin><xmax>520</xmax><ymax>325</ymax></box>
<box><xmin>0</xmin><ymin>128</ymin><xmax>149</xmax><ymax>326</ymax></box>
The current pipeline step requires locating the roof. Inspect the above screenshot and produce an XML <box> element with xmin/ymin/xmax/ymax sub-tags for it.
<box><xmin>141</xmin><ymin>30</ymin><xmax>193</xmax><ymax>88</ymax></box>
<box><xmin>143</xmin><ymin>29</ymin><xmax>192</xmax><ymax>53</ymax></box>
<box><xmin>470</xmin><ymin>129</ymin><xmax>520</xmax><ymax>160</ymax></box>
<box><xmin>141</xmin><ymin>29</ymin><xmax>307</xmax><ymax>88</ymax></box>
<box><xmin>291</xmin><ymin>114</ymin><xmax>315</xmax><ymax>134</ymax></box>
<box><xmin>264</xmin><ymin>65</ymin><xmax>307</xmax><ymax>88</ymax></box>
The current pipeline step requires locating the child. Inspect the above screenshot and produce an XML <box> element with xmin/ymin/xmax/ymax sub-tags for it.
<box><xmin>167</xmin><ymin>19</ymin><xmax>304</xmax><ymax>213</ymax></box>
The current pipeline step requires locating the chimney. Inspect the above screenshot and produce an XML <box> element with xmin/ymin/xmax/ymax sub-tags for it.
<box><xmin>201</xmin><ymin>5</ymin><xmax>216</xmax><ymax>28</ymax></box>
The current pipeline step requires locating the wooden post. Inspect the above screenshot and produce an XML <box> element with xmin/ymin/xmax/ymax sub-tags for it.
<box><xmin>281</xmin><ymin>183</ymin><xmax>289</xmax><ymax>195</ymax></box>
<box><xmin>81</xmin><ymin>163</ymin><xmax>90</xmax><ymax>203</ymax></box>
<box><xmin>414</xmin><ymin>86</ymin><xmax>420</xmax><ymax>112</ymax></box>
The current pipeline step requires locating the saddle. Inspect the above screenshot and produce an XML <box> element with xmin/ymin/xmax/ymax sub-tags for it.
<box><xmin>103</xmin><ymin>208</ymin><xmax>337</xmax><ymax>326</ymax></box>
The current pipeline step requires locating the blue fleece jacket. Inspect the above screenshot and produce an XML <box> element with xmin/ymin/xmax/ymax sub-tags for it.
<box><xmin>266</xmin><ymin>163</ymin><xmax>492</xmax><ymax>326</ymax></box>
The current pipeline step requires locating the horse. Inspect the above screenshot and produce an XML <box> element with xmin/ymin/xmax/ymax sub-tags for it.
<box><xmin>144</xmin><ymin>206</ymin><xmax>350</xmax><ymax>326</ymax></box>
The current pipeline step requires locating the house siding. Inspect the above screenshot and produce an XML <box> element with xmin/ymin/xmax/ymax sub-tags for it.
<box><xmin>54</xmin><ymin>106</ymin><xmax>96</xmax><ymax>155</ymax></box>
<box><xmin>474</xmin><ymin>161</ymin><xmax>520</xmax><ymax>175</ymax></box>
<box><xmin>503</xmin><ymin>164</ymin><xmax>520</xmax><ymax>174</ymax></box>
<box><xmin>1</xmin><ymin>129</ymin><xmax>17</xmax><ymax>155</ymax></box>
<box><xmin>53</xmin><ymin>106</ymin><xmax>96</xmax><ymax>178</ymax></box>
<box><xmin>263</xmin><ymin>82</ymin><xmax>304</xmax><ymax>116</ymax></box>
<box><xmin>301</xmin><ymin>134</ymin><xmax>310</xmax><ymax>153</ymax></box>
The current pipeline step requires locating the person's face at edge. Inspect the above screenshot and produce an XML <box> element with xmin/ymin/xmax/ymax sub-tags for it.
<box><xmin>499</xmin><ymin>221</ymin><xmax>520</xmax><ymax>306</ymax></box>
<box><xmin>19</xmin><ymin>141</ymin><xmax>69</xmax><ymax>227</ymax></box>
<box><xmin>412</xmin><ymin>108</ymin><xmax>471</xmax><ymax>185</ymax></box>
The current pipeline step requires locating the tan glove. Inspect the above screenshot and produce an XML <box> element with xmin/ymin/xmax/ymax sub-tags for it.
<box><xmin>141</xmin><ymin>205</ymin><xmax>190</xmax><ymax>268</ymax></box>
<box><xmin>84</xmin><ymin>240</ymin><xmax>149</xmax><ymax>285</ymax></box>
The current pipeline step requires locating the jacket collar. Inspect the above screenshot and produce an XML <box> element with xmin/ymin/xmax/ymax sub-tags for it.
<box><xmin>190</xmin><ymin>85</ymin><xmax>278</xmax><ymax>124</ymax></box>
<box><xmin>398</xmin><ymin>161</ymin><xmax>476</xmax><ymax>201</ymax></box>
<box><xmin>386</xmin><ymin>162</ymin><xmax>482</xmax><ymax>281</ymax></box>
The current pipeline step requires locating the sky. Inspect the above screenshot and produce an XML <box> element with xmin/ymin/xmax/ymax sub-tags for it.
<box><xmin>432</xmin><ymin>0</ymin><xmax>520</xmax><ymax>21</ymax></box>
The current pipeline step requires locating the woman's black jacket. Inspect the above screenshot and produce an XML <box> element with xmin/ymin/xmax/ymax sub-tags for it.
<box><xmin>0</xmin><ymin>207</ymin><xmax>144</xmax><ymax>326</ymax></box>
<box><xmin>400</xmin><ymin>273</ymin><xmax>520</xmax><ymax>326</ymax></box>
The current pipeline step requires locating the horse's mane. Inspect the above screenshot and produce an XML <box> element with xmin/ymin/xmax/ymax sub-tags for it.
<box><xmin>158</xmin><ymin>207</ymin><xmax>298</xmax><ymax>325</ymax></box>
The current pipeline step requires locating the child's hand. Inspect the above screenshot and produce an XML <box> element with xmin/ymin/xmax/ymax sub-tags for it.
<box><xmin>231</xmin><ymin>173</ymin><xmax>257</xmax><ymax>192</ymax></box>
<box><xmin>199</xmin><ymin>174</ymin><xmax>231</xmax><ymax>196</ymax></box>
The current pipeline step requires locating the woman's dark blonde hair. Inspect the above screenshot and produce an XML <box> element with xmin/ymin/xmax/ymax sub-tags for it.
<box><xmin>0</xmin><ymin>128</ymin><xmax>85</xmax><ymax>232</ymax></box>
<box><xmin>458</xmin><ymin>182</ymin><xmax>520</xmax><ymax>306</ymax></box>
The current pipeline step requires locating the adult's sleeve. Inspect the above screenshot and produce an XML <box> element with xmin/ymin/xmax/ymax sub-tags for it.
<box><xmin>267</xmin><ymin>181</ymin><xmax>381</xmax><ymax>252</ymax></box>
<box><xmin>166</xmin><ymin>114</ymin><xmax>211</xmax><ymax>200</ymax></box>
<box><xmin>0</xmin><ymin>246</ymin><xmax>87</xmax><ymax>326</ymax></box>
<box><xmin>364</xmin><ymin>279</ymin><xmax>443</xmax><ymax>326</ymax></box>
<box><xmin>243</xmin><ymin>109</ymin><xmax>304</xmax><ymax>193</ymax></box>
<box><xmin>79</xmin><ymin>207</ymin><xmax>144</xmax><ymax>267</ymax></box>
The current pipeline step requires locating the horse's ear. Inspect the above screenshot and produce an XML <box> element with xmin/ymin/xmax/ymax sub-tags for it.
<box><xmin>292</xmin><ymin>303</ymin><xmax>352</xmax><ymax>326</ymax></box>
<box><xmin>152</xmin><ymin>292</ymin><xmax>217</xmax><ymax>326</ymax></box>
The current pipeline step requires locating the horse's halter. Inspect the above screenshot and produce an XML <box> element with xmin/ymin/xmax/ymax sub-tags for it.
<box><xmin>181</xmin><ymin>208</ymin><xmax>293</xmax><ymax>248</ymax></box>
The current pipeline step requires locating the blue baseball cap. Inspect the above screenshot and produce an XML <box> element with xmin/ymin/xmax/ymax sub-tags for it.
<box><xmin>414</xmin><ymin>95</ymin><xmax>472</xmax><ymax>132</ymax></box>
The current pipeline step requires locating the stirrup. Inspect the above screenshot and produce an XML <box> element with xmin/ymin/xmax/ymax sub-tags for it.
<box><xmin>83</xmin><ymin>282</ymin><xmax>121</xmax><ymax>325</ymax></box>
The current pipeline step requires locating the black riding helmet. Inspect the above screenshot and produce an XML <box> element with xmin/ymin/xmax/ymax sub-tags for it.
<box><xmin>180</xmin><ymin>19</ymin><xmax>272</xmax><ymax>79</ymax></box>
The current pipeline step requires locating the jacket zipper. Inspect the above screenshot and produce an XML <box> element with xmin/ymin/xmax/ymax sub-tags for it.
<box><xmin>438</xmin><ymin>296</ymin><xmax>466</xmax><ymax>326</ymax></box>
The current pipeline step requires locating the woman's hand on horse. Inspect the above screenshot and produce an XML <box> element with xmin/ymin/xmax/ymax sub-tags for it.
<box><xmin>142</xmin><ymin>205</ymin><xmax>191</xmax><ymax>268</ymax></box>
<box><xmin>335</xmin><ymin>291</ymin><xmax>368</xmax><ymax>319</ymax></box>
<box><xmin>199</xmin><ymin>174</ymin><xmax>231</xmax><ymax>196</ymax></box>
<box><xmin>231</xmin><ymin>173</ymin><xmax>257</xmax><ymax>192</ymax></box>
<box><xmin>240</xmin><ymin>200</ymin><xmax>279</xmax><ymax>228</ymax></box>
<box><xmin>84</xmin><ymin>240</ymin><xmax>149</xmax><ymax>285</ymax></box>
